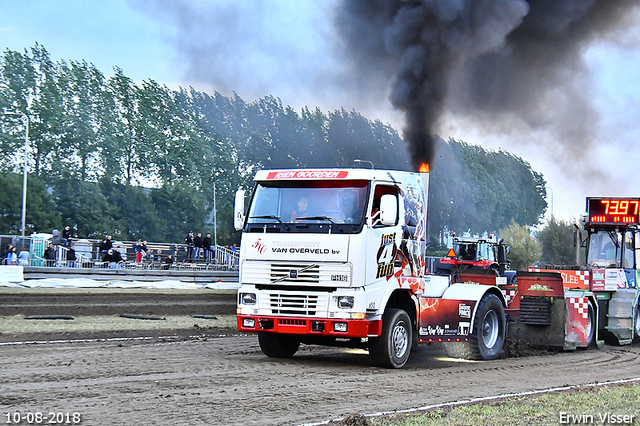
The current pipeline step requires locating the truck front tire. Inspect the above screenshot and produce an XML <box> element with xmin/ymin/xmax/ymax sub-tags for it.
<box><xmin>369</xmin><ymin>308</ymin><xmax>412</xmax><ymax>369</ymax></box>
<box><xmin>258</xmin><ymin>332</ymin><xmax>300</xmax><ymax>358</ymax></box>
<box><xmin>445</xmin><ymin>293</ymin><xmax>506</xmax><ymax>360</ymax></box>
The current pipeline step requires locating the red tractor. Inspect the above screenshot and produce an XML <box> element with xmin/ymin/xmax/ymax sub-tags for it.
<box><xmin>436</xmin><ymin>235</ymin><xmax>514</xmax><ymax>283</ymax></box>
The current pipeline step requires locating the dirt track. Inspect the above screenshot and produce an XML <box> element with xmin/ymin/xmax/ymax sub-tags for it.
<box><xmin>2</xmin><ymin>334</ymin><xmax>640</xmax><ymax>426</ymax></box>
<box><xmin>2</xmin><ymin>289</ymin><xmax>640</xmax><ymax>425</ymax></box>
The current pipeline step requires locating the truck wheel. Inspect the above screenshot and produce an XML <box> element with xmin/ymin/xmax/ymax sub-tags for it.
<box><xmin>258</xmin><ymin>332</ymin><xmax>300</xmax><ymax>358</ymax></box>
<box><xmin>369</xmin><ymin>308</ymin><xmax>412</xmax><ymax>368</ymax></box>
<box><xmin>444</xmin><ymin>294</ymin><xmax>505</xmax><ymax>360</ymax></box>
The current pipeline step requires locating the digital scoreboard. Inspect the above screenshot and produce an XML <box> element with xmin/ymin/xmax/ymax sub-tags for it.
<box><xmin>587</xmin><ymin>197</ymin><xmax>640</xmax><ymax>225</ymax></box>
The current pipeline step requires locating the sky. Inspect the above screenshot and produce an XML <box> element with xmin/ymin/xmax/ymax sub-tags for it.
<box><xmin>1</xmin><ymin>0</ymin><xmax>639</xmax><ymax>222</ymax></box>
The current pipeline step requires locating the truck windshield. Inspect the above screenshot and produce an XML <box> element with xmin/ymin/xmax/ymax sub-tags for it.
<box><xmin>247</xmin><ymin>180</ymin><xmax>369</xmax><ymax>232</ymax></box>
<box><xmin>587</xmin><ymin>230</ymin><xmax>622</xmax><ymax>267</ymax></box>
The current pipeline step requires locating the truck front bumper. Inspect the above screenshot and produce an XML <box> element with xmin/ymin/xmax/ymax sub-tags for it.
<box><xmin>237</xmin><ymin>315</ymin><xmax>382</xmax><ymax>338</ymax></box>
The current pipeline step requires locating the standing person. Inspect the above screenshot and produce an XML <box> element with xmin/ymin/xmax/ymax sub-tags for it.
<box><xmin>194</xmin><ymin>232</ymin><xmax>203</xmax><ymax>261</ymax></box>
<box><xmin>142</xmin><ymin>241</ymin><xmax>150</xmax><ymax>261</ymax></box>
<box><xmin>51</xmin><ymin>229</ymin><xmax>64</xmax><ymax>246</ymax></box>
<box><xmin>135</xmin><ymin>240</ymin><xmax>144</xmax><ymax>263</ymax></box>
<box><xmin>62</xmin><ymin>225</ymin><xmax>73</xmax><ymax>248</ymax></box>
<box><xmin>44</xmin><ymin>243</ymin><xmax>57</xmax><ymax>267</ymax></box>
<box><xmin>2</xmin><ymin>244</ymin><xmax>13</xmax><ymax>265</ymax></box>
<box><xmin>185</xmin><ymin>231</ymin><xmax>194</xmax><ymax>261</ymax></box>
<box><xmin>66</xmin><ymin>244</ymin><xmax>78</xmax><ymax>268</ymax></box>
<box><xmin>202</xmin><ymin>233</ymin><xmax>212</xmax><ymax>262</ymax></box>
<box><xmin>99</xmin><ymin>236</ymin><xmax>113</xmax><ymax>256</ymax></box>
<box><xmin>6</xmin><ymin>246</ymin><xmax>17</xmax><ymax>265</ymax></box>
<box><xmin>17</xmin><ymin>246</ymin><xmax>29</xmax><ymax>266</ymax></box>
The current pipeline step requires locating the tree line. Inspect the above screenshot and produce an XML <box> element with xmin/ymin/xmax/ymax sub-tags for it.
<box><xmin>1</xmin><ymin>43</ymin><xmax>551</xmax><ymax>250</ymax></box>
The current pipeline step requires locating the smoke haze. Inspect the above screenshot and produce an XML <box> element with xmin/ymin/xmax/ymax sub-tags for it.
<box><xmin>334</xmin><ymin>0</ymin><xmax>640</xmax><ymax>170</ymax></box>
<box><xmin>135</xmin><ymin>0</ymin><xmax>640</xmax><ymax>200</ymax></box>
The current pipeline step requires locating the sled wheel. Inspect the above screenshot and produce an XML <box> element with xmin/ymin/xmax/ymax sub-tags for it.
<box><xmin>258</xmin><ymin>332</ymin><xmax>300</xmax><ymax>358</ymax></box>
<box><xmin>586</xmin><ymin>300</ymin><xmax>596</xmax><ymax>347</ymax></box>
<box><xmin>445</xmin><ymin>293</ymin><xmax>505</xmax><ymax>360</ymax></box>
<box><xmin>369</xmin><ymin>308</ymin><xmax>412</xmax><ymax>369</ymax></box>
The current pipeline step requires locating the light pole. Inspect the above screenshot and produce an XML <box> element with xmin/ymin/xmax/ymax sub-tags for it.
<box><xmin>3</xmin><ymin>111</ymin><xmax>29</xmax><ymax>237</ymax></box>
<box><xmin>353</xmin><ymin>159</ymin><xmax>374</xmax><ymax>169</ymax></box>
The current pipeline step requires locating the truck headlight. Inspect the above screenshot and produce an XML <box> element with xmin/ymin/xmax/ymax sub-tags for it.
<box><xmin>337</xmin><ymin>296</ymin><xmax>354</xmax><ymax>309</ymax></box>
<box><xmin>333</xmin><ymin>322</ymin><xmax>348</xmax><ymax>332</ymax></box>
<box><xmin>241</xmin><ymin>293</ymin><xmax>257</xmax><ymax>305</ymax></box>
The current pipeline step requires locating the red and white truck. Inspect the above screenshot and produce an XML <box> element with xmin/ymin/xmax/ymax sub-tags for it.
<box><xmin>234</xmin><ymin>169</ymin><xmax>640</xmax><ymax>368</ymax></box>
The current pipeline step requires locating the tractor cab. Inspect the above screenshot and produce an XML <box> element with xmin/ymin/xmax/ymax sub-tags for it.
<box><xmin>436</xmin><ymin>235</ymin><xmax>512</xmax><ymax>280</ymax></box>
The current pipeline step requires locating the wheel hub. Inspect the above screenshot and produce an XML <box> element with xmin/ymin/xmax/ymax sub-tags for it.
<box><xmin>392</xmin><ymin>322</ymin><xmax>408</xmax><ymax>358</ymax></box>
<box><xmin>482</xmin><ymin>311</ymin><xmax>499</xmax><ymax>348</ymax></box>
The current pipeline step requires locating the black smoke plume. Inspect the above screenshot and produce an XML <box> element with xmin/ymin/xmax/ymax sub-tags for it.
<box><xmin>335</xmin><ymin>0</ymin><xmax>640</xmax><ymax>170</ymax></box>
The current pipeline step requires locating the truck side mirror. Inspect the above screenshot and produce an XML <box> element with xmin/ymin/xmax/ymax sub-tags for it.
<box><xmin>234</xmin><ymin>189</ymin><xmax>246</xmax><ymax>231</ymax></box>
<box><xmin>379</xmin><ymin>194</ymin><xmax>397</xmax><ymax>226</ymax></box>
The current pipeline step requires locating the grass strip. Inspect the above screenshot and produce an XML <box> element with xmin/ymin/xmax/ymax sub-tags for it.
<box><xmin>364</xmin><ymin>381</ymin><xmax>640</xmax><ymax>426</ymax></box>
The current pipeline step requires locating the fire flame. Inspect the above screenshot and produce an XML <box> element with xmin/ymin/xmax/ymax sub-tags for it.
<box><xmin>419</xmin><ymin>163</ymin><xmax>430</xmax><ymax>173</ymax></box>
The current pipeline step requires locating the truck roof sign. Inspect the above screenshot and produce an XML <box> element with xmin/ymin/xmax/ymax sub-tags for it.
<box><xmin>266</xmin><ymin>170</ymin><xmax>350</xmax><ymax>180</ymax></box>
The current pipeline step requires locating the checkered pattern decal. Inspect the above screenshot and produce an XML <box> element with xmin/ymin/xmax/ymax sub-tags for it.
<box><xmin>573</xmin><ymin>271</ymin><xmax>590</xmax><ymax>287</ymax></box>
<box><xmin>501</xmin><ymin>288</ymin><xmax>518</xmax><ymax>306</ymax></box>
<box><xmin>568</xmin><ymin>297</ymin><xmax>589</xmax><ymax>319</ymax></box>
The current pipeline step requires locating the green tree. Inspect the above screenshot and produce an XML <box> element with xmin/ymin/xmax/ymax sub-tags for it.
<box><xmin>28</xmin><ymin>44</ymin><xmax>65</xmax><ymax>178</ymax></box>
<box><xmin>100</xmin><ymin>180</ymin><xmax>165</xmax><ymax>241</ymax></box>
<box><xmin>51</xmin><ymin>178</ymin><xmax>118</xmax><ymax>238</ymax></box>
<box><xmin>428</xmin><ymin>138</ymin><xmax>547</xmax><ymax>243</ymax></box>
<box><xmin>104</xmin><ymin>68</ymin><xmax>144</xmax><ymax>184</ymax></box>
<box><xmin>0</xmin><ymin>171</ymin><xmax>60</xmax><ymax>235</ymax></box>
<box><xmin>537</xmin><ymin>216</ymin><xmax>580</xmax><ymax>266</ymax></box>
<box><xmin>149</xmin><ymin>183</ymin><xmax>208</xmax><ymax>243</ymax></box>
<box><xmin>58</xmin><ymin>60</ymin><xmax>109</xmax><ymax>181</ymax></box>
<box><xmin>499</xmin><ymin>222</ymin><xmax>542</xmax><ymax>271</ymax></box>
<box><xmin>0</xmin><ymin>48</ymin><xmax>36</xmax><ymax>173</ymax></box>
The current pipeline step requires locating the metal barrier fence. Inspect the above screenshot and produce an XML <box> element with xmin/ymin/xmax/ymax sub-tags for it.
<box><xmin>1</xmin><ymin>234</ymin><xmax>240</xmax><ymax>271</ymax></box>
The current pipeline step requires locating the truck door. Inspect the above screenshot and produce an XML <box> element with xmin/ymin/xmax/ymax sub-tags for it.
<box><xmin>366</xmin><ymin>184</ymin><xmax>401</xmax><ymax>285</ymax></box>
<box><xmin>624</xmin><ymin>230</ymin><xmax>637</xmax><ymax>287</ymax></box>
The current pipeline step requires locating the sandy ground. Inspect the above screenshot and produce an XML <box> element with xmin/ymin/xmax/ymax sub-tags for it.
<box><xmin>2</xmin><ymin>289</ymin><xmax>640</xmax><ymax>426</ymax></box>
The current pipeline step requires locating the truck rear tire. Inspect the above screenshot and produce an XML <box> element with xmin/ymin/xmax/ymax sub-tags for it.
<box><xmin>258</xmin><ymin>332</ymin><xmax>300</xmax><ymax>358</ymax></box>
<box><xmin>369</xmin><ymin>308</ymin><xmax>412</xmax><ymax>369</ymax></box>
<box><xmin>444</xmin><ymin>294</ymin><xmax>505</xmax><ymax>360</ymax></box>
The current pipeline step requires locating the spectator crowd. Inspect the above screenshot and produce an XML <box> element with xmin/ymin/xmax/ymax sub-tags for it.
<box><xmin>3</xmin><ymin>227</ymin><xmax>238</xmax><ymax>269</ymax></box>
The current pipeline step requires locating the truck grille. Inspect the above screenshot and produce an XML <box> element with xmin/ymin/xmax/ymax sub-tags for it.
<box><xmin>270</xmin><ymin>263</ymin><xmax>320</xmax><ymax>284</ymax></box>
<box><xmin>269</xmin><ymin>294</ymin><xmax>318</xmax><ymax>316</ymax></box>
<box><xmin>241</xmin><ymin>261</ymin><xmax>351</xmax><ymax>287</ymax></box>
